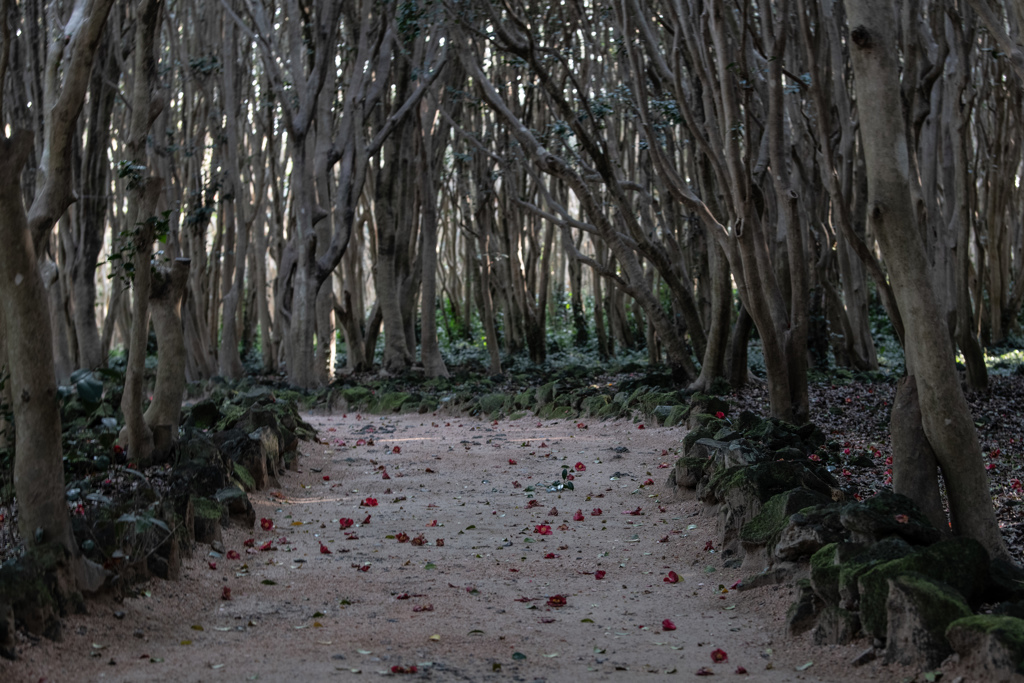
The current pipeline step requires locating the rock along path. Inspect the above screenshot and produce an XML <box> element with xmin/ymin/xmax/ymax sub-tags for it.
<box><xmin>2</xmin><ymin>413</ymin><xmax>905</xmax><ymax>682</ymax></box>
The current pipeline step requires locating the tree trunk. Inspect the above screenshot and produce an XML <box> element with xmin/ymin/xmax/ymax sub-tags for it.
<box><xmin>847</xmin><ymin>0</ymin><xmax>1007</xmax><ymax>558</ymax></box>
<box><xmin>118</xmin><ymin>181</ymin><xmax>161</xmax><ymax>467</ymax></box>
<box><xmin>890</xmin><ymin>376</ymin><xmax>948</xmax><ymax>533</ymax></box>
<box><xmin>143</xmin><ymin>258</ymin><xmax>190</xmax><ymax>459</ymax></box>
<box><xmin>0</xmin><ymin>131</ymin><xmax>75</xmax><ymax>552</ymax></box>
<box><xmin>418</xmin><ymin>117</ymin><xmax>448</xmax><ymax>378</ymax></box>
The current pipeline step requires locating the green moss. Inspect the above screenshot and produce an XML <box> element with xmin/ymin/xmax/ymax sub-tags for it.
<box><xmin>233</xmin><ymin>462</ymin><xmax>256</xmax><ymax>491</ymax></box>
<box><xmin>478</xmin><ymin>393</ymin><xmax>509</xmax><ymax>416</ymax></box>
<box><xmin>373</xmin><ymin>392</ymin><xmax>413</xmax><ymax>413</ymax></box>
<box><xmin>711</xmin><ymin>460</ymin><xmax>834</xmax><ymax>504</ymax></box>
<box><xmin>838</xmin><ymin>537</ymin><xmax>914</xmax><ymax>609</ymax></box>
<box><xmin>689</xmin><ymin>393</ymin><xmax>729</xmax><ymax>416</ymax></box>
<box><xmin>890</xmin><ymin>574</ymin><xmax>971</xmax><ymax>642</ymax></box>
<box><xmin>639</xmin><ymin>392</ymin><xmax>678</xmax><ymax>414</ymax></box>
<box><xmin>946</xmin><ymin>615</ymin><xmax>1024</xmax><ymax>673</ymax></box>
<box><xmin>549</xmin><ymin>405</ymin><xmax>575</xmax><ymax>419</ymax></box>
<box><xmin>740</xmin><ymin>487</ymin><xmax>831</xmax><ymax>547</ymax></box>
<box><xmin>341</xmin><ymin>386</ymin><xmax>372</xmax><ymax>407</ymax></box>
<box><xmin>536</xmin><ymin>381</ymin><xmax>557</xmax><ymax>406</ymax></box>
<box><xmin>664</xmin><ymin>405</ymin><xmax>689</xmax><ymax>427</ymax></box>
<box><xmin>811</xmin><ymin>543</ymin><xmax>841</xmax><ymax>606</ymax></box>
<box><xmin>193</xmin><ymin>497</ymin><xmax>226</xmax><ymax>521</ymax></box>
<box><xmin>858</xmin><ymin>538</ymin><xmax>990</xmax><ymax>639</ymax></box>
<box><xmin>581</xmin><ymin>395</ymin><xmax>610</xmax><ymax>416</ymax></box>
<box><xmin>514</xmin><ymin>390</ymin><xmax>535</xmax><ymax>410</ymax></box>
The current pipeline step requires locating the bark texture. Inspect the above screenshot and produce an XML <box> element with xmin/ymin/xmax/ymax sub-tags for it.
<box><xmin>847</xmin><ymin>0</ymin><xmax>1007</xmax><ymax>558</ymax></box>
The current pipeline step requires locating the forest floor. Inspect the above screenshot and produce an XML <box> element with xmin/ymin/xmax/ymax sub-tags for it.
<box><xmin>2</xmin><ymin>376</ymin><xmax>1022</xmax><ymax>683</ymax></box>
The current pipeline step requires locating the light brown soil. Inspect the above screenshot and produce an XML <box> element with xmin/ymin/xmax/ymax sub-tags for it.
<box><xmin>1</xmin><ymin>414</ymin><xmax>928</xmax><ymax>682</ymax></box>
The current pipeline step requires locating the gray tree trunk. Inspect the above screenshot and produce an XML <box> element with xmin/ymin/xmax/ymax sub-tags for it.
<box><xmin>847</xmin><ymin>0</ymin><xmax>1008</xmax><ymax>558</ymax></box>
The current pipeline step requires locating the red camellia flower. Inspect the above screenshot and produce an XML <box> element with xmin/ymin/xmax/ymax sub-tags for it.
<box><xmin>574</xmin><ymin>461</ymin><xmax>586</xmax><ymax>472</ymax></box>
<box><xmin>396</xmin><ymin>532</ymin><xmax>410</xmax><ymax>543</ymax></box>
<box><xmin>320</xmin><ymin>542</ymin><xmax>332</xmax><ymax>554</ymax></box>
<box><xmin>577</xmin><ymin>422</ymin><xmax>587</xmax><ymax>430</ymax></box>
<box><xmin>259</xmin><ymin>540</ymin><xmax>274</xmax><ymax>551</ymax></box>
<box><xmin>221</xmin><ymin>586</ymin><xmax>232</xmax><ymax>601</ymax></box>
<box><xmin>637</xmin><ymin>424</ymin><xmax>645</xmax><ymax>429</ymax></box>
<box><xmin>243</xmin><ymin>538</ymin><xmax>255</xmax><ymax>547</ymax></box>
<box><xmin>895</xmin><ymin>514</ymin><xmax>909</xmax><ymax>523</ymax></box>
<box><xmin>1011</xmin><ymin>479</ymin><xmax>1023</xmax><ymax>492</ymax></box>
<box><xmin>595</xmin><ymin>570</ymin><xmax>606</xmax><ymax>580</ymax></box>
<box><xmin>644</xmin><ymin>478</ymin><xmax>655</xmax><ymax>486</ymax></box>
<box><xmin>710</xmin><ymin>648</ymin><xmax>728</xmax><ymax>663</ymax></box>
<box><xmin>208</xmin><ymin>561</ymin><xmax>217</xmax><ymax>570</ymax></box>
<box><xmin>808</xmin><ymin>453</ymin><xmax>821</xmax><ymax>462</ymax></box>
<box><xmin>664</xmin><ymin>571</ymin><xmax>680</xmax><ymax>584</ymax></box>
<box><xmin>260</xmin><ymin>518</ymin><xmax>274</xmax><ymax>531</ymax></box>
<box><xmin>362</xmin><ymin>497</ymin><xmax>378</xmax><ymax>507</ymax></box>
<box><xmin>546</xmin><ymin>594</ymin><xmax>567</xmax><ymax>607</ymax></box>
<box><xmin>339</xmin><ymin>518</ymin><xmax>354</xmax><ymax>530</ymax></box>
<box><xmin>715</xmin><ymin>411</ymin><xmax>725</xmax><ymax>419</ymax></box>
<box><xmin>356</xmin><ymin>438</ymin><xmax>367</xmax><ymax>446</ymax></box>
<box><xmin>226</xmin><ymin>550</ymin><xmax>240</xmax><ymax>560</ymax></box>
<box><xmin>508</xmin><ymin>458</ymin><xmax>517</xmax><ymax>465</ymax></box>
<box><xmin>591</xmin><ymin>508</ymin><xmax>603</xmax><ymax>516</ymax></box>
<box><xmin>573</xmin><ymin>510</ymin><xmax>584</xmax><ymax>521</ymax></box>
<box><xmin>735</xmin><ymin>666</ymin><xmax>748</xmax><ymax>674</ymax></box>
<box><xmin>323</xmin><ymin>475</ymin><xmax>330</xmax><ymax>481</ymax></box>
<box><xmin>393</xmin><ymin>446</ymin><xmax>401</xmax><ymax>454</ymax></box>
<box><xmin>534</xmin><ymin>524</ymin><xmax>553</xmax><ymax>535</ymax></box>
<box><xmin>662</xmin><ymin>619</ymin><xmax>677</xmax><ymax>631</ymax></box>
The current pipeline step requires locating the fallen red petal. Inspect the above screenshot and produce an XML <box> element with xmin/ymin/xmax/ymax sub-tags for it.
<box><xmin>662</xmin><ymin>619</ymin><xmax>677</xmax><ymax>631</ymax></box>
<box><xmin>711</xmin><ymin>648</ymin><xmax>728</xmax><ymax>663</ymax></box>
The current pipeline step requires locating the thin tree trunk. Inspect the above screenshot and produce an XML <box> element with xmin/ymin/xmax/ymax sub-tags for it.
<box><xmin>143</xmin><ymin>258</ymin><xmax>190</xmax><ymax>458</ymax></box>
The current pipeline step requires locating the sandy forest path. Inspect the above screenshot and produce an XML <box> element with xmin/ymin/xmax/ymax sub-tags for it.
<box><xmin>2</xmin><ymin>413</ymin><xmax>906</xmax><ymax>682</ymax></box>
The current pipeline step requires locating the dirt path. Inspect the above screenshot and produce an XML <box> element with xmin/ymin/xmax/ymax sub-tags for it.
<box><xmin>2</xmin><ymin>414</ymin><xmax>908</xmax><ymax>682</ymax></box>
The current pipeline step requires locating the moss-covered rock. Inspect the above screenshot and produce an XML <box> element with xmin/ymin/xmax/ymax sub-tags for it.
<box><xmin>185</xmin><ymin>398</ymin><xmax>223</xmax><ymax>430</ymax></box>
<box><xmin>774</xmin><ymin>503</ymin><xmax>848</xmax><ymax>562</ymax></box>
<box><xmin>233</xmin><ymin>462</ymin><xmax>256</xmax><ymax>491</ymax></box>
<box><xmin>810</xmin><ymin>543</ymin><xmax>841</xmax><ymax>606</ymax></box>
<box><xmin>373</xmin><ymin>391</ymin><xmax>413</xmax><ymax>413</ymax></box>
<box><xmin>813</xmin><ymin>604</ymin><xmax>860</xmax><ymax>645</ymax></box>
<box><xmin>536</xmin><ymin>381</ymin><xmax>557</xmax><ymax>406</ymax></box>
<box><xmin>513</xmin><ymin>390</ymin><xmax>534</xmax><ymax>410</ymax></box>
<box><xmin>740</xmin><ymin>487</ymin><xmax>832</xmax><ymax>548</ymax></box>
<box><xmin>837</xmin><ymin>536</ymin><xmax>915</xmax><ymax>611</ymax></box>
<box><xmin>689</xmin><ymin>392</ymin><xmax>730</xmax><ymax>418</ymax></box>
<box><xmin>478</xmin><ymin>393</ymin><xmax>509</xmax><ymax>416</ymax></box>
<box><xmin>787</xmin><ymin>579</ymin><xmax>820</xmax><ymax>636</ymax></box>
<box><xmin>0</xmin><ymin>542</ymin><xmax>77</xmax><ymax>643</ymax></box>
<box><xmin>708</xmin><ymin>459</ymin><xmax>837</xmax><ymax>505</ymax></box>
<box><xmin>580</xmin><ymin>395</ymin><xmax>609</xmax><ymax>416</ymax></box>
<box><xmin>883</xmin><ymin>574</ymin><xmax>971</xmax><ymax>668</ymax></box>
<box><xmin>946</xmin><ymin>615</ymin><xmax>1024</xmax><ymax>680</ymax></box>
<box><xmin>839</xmin><ymin>491</ymin><xmax>941</xmax><ymax>546</ymax></box>
<box><xmin>639</xmin><ymin>391</ymin><xmax>679</xmax><ymax>415</ymax></box>
<box><xmin>674</xmin><ymin>456</ymin><xmax>709</xmax><ymax>489</ymax></box>
<box><xmin>340</xmin><ymin>386</ymin><xmax>372</xmax><ymax>407</ymax></box>
<box><xmin>858</xmin><ymin>537</ymin><xmax>990</xmax><ymax>639</ymax></box>
<box><xmin>664</xmin><ymin>404</ymin><xmax>689</xmax><ymax>427</ymax></box>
